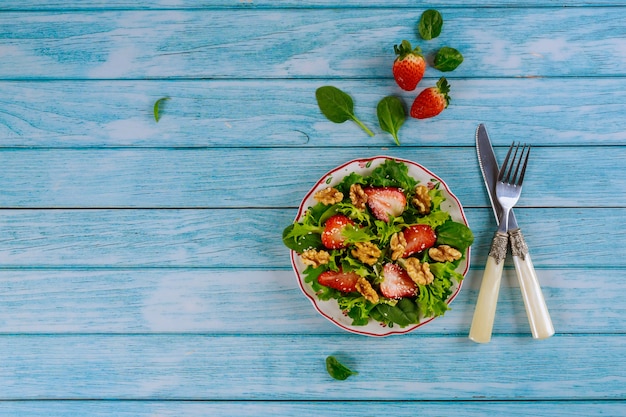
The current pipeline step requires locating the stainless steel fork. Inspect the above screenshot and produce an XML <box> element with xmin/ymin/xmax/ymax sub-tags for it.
<box><xmin>469</xmin><ymin>143</ymin><xmax>530</xmax><ymax>343</ymax></box>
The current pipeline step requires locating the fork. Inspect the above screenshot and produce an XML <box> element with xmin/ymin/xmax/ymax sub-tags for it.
<box><xmin>469</xmin><ymin>143</ymin><xmax>530</xmax><ymax>343</ymax></box>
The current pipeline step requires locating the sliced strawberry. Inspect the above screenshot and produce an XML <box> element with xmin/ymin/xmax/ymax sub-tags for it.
<box><xmin>402</xmin><ymin>224</ymin><xmax>437</xmax><ymax>258</ymax></box>
<box><xmin>318</xmin><ymin>269</ymin><xmax>360</xmax><ymax>293</ymax></box>
<box><xmin>363</xmin><ymin>187</ymin><xmax>406</xmax><ymax>222</ymax></box>
<box><xmin>321</xmin><ymin>214</ymin><xmax>354</xmax><ymax>249</ymax></box>
<box><xmin>380</xmin><ymin>263</ymin><xmax>417</xmax><ymax>299</ymax></box>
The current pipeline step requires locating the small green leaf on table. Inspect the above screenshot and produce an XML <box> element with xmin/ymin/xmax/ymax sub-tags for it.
<box><xmin>326</xmin><ymin>355</ymin><xmax>358</xmax><ymax>380</ymax></box>
<box><xmin>315</xmin><ymin>86</ymin><xmax>375</xmax><ymax>137</ymax></box>
<box><xmin>418</xmin><ymin>9</ymin><xmax>443</xmax><ymax>40</ymax></box>
<box><xmin>153</xmin><ymin>97</ymin><xmax>170</xmax><ymax>122</ymax></box>
<box><xmin>434</xmin><ymin>47</ymin><xmax>464</xmax><ymax>72</ymax></box>
<box><xmin>377</xmin><ymin>96</ymin><xmax>406</xmax><ymax>146</ymax></box>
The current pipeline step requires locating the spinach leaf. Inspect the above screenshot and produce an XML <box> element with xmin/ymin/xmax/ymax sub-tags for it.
<box><xmin>377</xmin><ymin>96</ymin><xmax>406</xmax><ymax>146</ymax></box>
<box><xmin>434</xmin><ymin>47</ymin><xmax>464</xmax><ymax>72</ymax></box>
<box><xmin>153</xmin><ymin>97</ymin><xmax>170</xmax><ymax>122</ymax></box>
<box><xmin>326</xmin><ymin>356</ymin><xmax>358</xmax><ymax>380</ymax></box>
<box><xmin>418</xmin><ymin>9</ymin><xmax>443</xmax><ymax>40</ymax></box>
<box><xmin>315</xmin><ymin>86</ymin><xmax>375</xmax><ymax>137</ymax></box>
<box><xmin>435</xmin><ymin>220</ymin><xmax>475</xmax><ymax>253</ymax></box>
<box><xmin>374</xmin><ymin>298</ymin><xmax>419</xmax><ymax>328</ymax></box>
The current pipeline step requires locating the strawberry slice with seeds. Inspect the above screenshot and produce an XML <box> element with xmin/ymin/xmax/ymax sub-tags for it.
<box><xmin>402</xmin><ymin>224</ymin><xmax>437</xmax><ymax>258</ymax></box>
<box><xmin>363</xmin><ymin>187</ymin><xmax>406</xmax><ymax>222</ymax></box>
<box><xmin>321</xmin><ymin>214</ymin><xmax>355</xmax><ymax>249</ymax></box>
<box><xmin>318</xmin><ymin>269</ymin><xmax>360</xmax><ymax>293</ymax></box>
<box><xmin>380</xmin><ymin>263</ymin><xmax>418</xmax><ymax>299</ymax></box>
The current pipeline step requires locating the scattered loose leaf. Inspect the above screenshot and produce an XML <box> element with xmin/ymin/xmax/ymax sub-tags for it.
<box><xmin>153</xmin><ymin>97</ymin><xmax>170</xmax><ymax>122</ymax></box>
<box><xmin>315</xmin><ymin>86</ymin><xmax>375</xmax><ymax>137</ymax></box>
<box><xmin>434</xmin><ymin>47</ymin><xmax>464</xmax><ymax>72</ymax></box>
<box><xmin>377</xmin><ymin>96</ymin><xmax>406</xmax><ymax>146</ymax></box>
<box><xmin>418</xmin><ymin>9</ymin><xmax>443</xmax><ymax>40</ymax></box>
<box><xmin>326</xmin><ymin>356</ymin><xmax>358</xmax><ymax>380</ymax></box>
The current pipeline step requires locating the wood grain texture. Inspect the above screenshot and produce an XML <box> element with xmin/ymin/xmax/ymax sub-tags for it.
<box><xmin>1</xmin><ymin>400</ymin><xmax>625</xmax><ymax>417</ymax></box>
<box><xmin>0</xmin><ymin>334</ymin><xmax>623</xmax><ymax>400</ymax></box>
<box><xmin>1</xmin><ymin>0</ymin><xmax>625</xmax><ymax>414</ymax></box>
<box><xmin>1</xmin><ymin>79</ymin><xmax>625</xmax><ymax>148</ymax></box>
<box><xmin>1</xmin><ymin>8</ymin><xmax>626</xmax><ymax>79</ymax></box>
<box><xmin>0</xmin><ymin>147</ymin><xmax>624</xmax><ymax>207</ymax></box>
<box><xmin>0</xmin><ymin>268</ymin><xmax>621</xmax><ymax>334</ymax></box>
<box><xmin>4</xmin><ymin>1</ymin><xmax>626</xmax><ymax>10</ymax></box>
<box><xmin>0</xmin><ymin>208</ymin><xmax>624</xmax><ymax>268</ymax></box>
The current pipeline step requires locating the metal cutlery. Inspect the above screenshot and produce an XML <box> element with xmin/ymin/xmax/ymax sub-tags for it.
<box><xmin>471</xmin><ymin>125</ymin><xmax>554</xmax><ymax>343</ymax></box>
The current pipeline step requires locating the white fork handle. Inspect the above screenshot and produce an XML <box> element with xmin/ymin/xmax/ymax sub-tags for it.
<box><xmin>469</xmin><ymin>232</ymin><xmax>507</xmax><ymax>344</ymax></box>
<box><xmin>510</xmin><ymin>229</ymin><xmax>554</xmax><ymax>339</ymax></box>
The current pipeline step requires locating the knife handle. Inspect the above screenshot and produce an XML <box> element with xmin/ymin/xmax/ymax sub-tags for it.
<box><xmin>469</xmin><ymin>232</ymin><xmax>507</xmax><ymax>344</ymax></box>
<box><xmin>509</xmin><ymin>229</ymin><xmax>555</xmax><ymax>340</ymax></box>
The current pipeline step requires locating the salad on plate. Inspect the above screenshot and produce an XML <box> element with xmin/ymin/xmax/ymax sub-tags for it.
<box><xmin>283</xmin><ymin>157</ymin><xmax>473</xmax><ymax>336</ymax></box>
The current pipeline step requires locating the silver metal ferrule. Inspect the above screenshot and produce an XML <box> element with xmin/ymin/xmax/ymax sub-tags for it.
<box><xmin>509</xmin><ymin>228</ymin><xmax>529</xmax><ymax>260</ymax></box>
<box><xmin>488</xmin><ymin>231</ymin><xmax>509</xmax><ymax>264</ymax></box>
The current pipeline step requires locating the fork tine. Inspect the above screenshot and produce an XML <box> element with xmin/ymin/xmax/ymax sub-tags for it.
<box><xmin>517</xmin><ymin>145</ymin><xmax>531</xmax><ymax>186</ymax></box>
<box><xmin>498</xmin><ymin>142</ymin><xmax>516</xmax><ymax>182</ymax></box>
<box><xmin>507</xmin><ymin>143</ymin><xmax>521</xmax><ymax>183</ymax></box>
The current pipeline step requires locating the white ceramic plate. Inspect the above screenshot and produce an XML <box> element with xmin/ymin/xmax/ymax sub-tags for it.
<box><xmin>290</xmin><ymin>156</ymin><xmax>471</xmax><ymax>336</ymax></box>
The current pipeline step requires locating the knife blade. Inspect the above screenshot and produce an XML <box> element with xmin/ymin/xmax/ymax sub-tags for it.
<box><xmin>473</xmin><ymin>124</ymin><xmax>554</xmax><ymax>340</ymax></box>
<box><xmin>476</xmin><ymin>123</ymin><xmax>519</xmax><ymax>230</ymax></box>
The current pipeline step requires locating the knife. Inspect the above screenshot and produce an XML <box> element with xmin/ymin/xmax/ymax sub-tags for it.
<box><xmin>470</xmin><ymin>124</ymin><xmax>554</xmax><ymax>342</ymax></box>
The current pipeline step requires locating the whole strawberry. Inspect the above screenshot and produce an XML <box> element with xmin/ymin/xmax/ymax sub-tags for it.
<box><xmin>392</xmin><ymin>40</ymin><xmax>426</xmax><ymax>91</ymax></box>
<box><xmin>410</xmin><ymin>77</ymin><xmax>451</xmax><ymax>119</ymax></box>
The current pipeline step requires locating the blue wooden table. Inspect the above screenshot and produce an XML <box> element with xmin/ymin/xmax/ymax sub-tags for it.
<box><xmin>1</xmin><ymin>1</ymin><xmax>625</xmax><ymax>415</ymax></box>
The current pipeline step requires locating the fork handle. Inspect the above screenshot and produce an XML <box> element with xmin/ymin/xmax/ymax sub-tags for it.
<box><xmin>469</xmin><ymin>231</ymin><xmax>507</xmax><ymax>344</ymax></box>
<box><xmin>509</xmin><ymin>229</ymin><xmax>555</xmax><ymax>340</ymax></box>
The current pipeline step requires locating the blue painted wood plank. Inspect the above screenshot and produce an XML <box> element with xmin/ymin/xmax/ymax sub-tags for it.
<box><xmin>0</xmin><ymin>208</ymin><xmax>623</xmax><ymax>268</ymax></box>
<box><xmin>0</xmin><ymin>268</ymin><xmax>621</xmax><ymax>334</ymax></box>
<box><xmin>0</xmin><ymin>400</ymin><xmax>624</xmax><ymax>417</ymax></box>
<box><xmin>1</xmin><ymin>8</ymin><xmax>626</xmax><ymax>79</ymax></box>
<box><xmin>0</xmin><ymin>79</ymin><xmax>625</xmax><ymax>147</ymax></box>
<box><xmin>3</xmin><ymin>1</ymin><xmax>626</xmax><ymax>10</ymax></box>
<box><xmin>0</xmin><ymin>334</ymin><xmax>623</xmax><ymax>400</ymax></box>
<box><xmin>0</xmin><ymin>147</ymin><xmax>624</xmax><ymax>208</ymax></box>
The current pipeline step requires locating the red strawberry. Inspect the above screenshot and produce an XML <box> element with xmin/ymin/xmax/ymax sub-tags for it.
<box><xmin>402</xmin><ymin>224</ymin><xmax>437</xmax><ymax>258</ymax></box>
<box><xmin>380</xmin><ymin>263</ymin><xmax>417</xmax><ymax>299</ymax></box>
<box><xmin>392</xmin><ymin>40</ymin><xmax>426</xmax><ymax>91</ymax></box>
<box><xmin>318</xmin><ymin>269</ymin><xmax>360</xmax><ymax>293</ymax></box>
<box><xmin>410</xmin><ymin>77</ymin><xmax>451</xmax><ymax>119</ymax></box>
<box><xmin>321</xmin><ymin>214</ymin><xmax>354</xmax><ymax>249</ymax></box>
<box><xmin>363</xmin><ymin>187</ymin><xmax>406</xmax><ymax>222</ymax></box>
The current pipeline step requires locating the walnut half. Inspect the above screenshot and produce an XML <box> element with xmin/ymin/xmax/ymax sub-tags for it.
<box><xmin>390</xmin><ymin>232</ymin><xmax>407</xmax><ymax>261</ymax></box>
<box><xmin>314</xmin><ymin>187</ymin><xmax>343</xmax><ymax>205</ymax></box>
<box><xmin>429</xmin><ymin>245</ymin><xmax>462</xmax><ymax>263</ymax></box>
<box><xmin>412</xmin><ymin>185</ymin><xmax>431</xmax><ymax>215</ymax></box>
<box><xmin>403</xmin><ymin>257</ymin><xmax>434</xmax><ymax>285</ymax></box>
<box><xmin>349</xmin><ymin>184</ymin><xmax>368</xmax><ymax>210</ymax></box>
<box><xmin>351</xmin><ymin>242</ymin><xmax>381</xmax><ymax>265</ymax></box>
<box><xmin>300</xmin><ymin>249</ymin><xmax>331</xmax><ymax>268</ymax></box>
<box><xmin>356</xmin><ymin>276</ymin><xmax>380</xmax><ymax>304</ymax></box>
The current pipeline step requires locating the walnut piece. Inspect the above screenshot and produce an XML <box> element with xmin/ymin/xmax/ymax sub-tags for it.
<box><xmin>349</xmin><ymin>184</ymin><xmax>368</xmax><ymax>210</ymax></box>
<box><xmin>314</xmin><ymin>187</ymin><xmax>343</xmax><ymax>205</ymax></box>
<box><xmin>300</xmin><ymin>249</ymin><xmax>331</xmax><ymax>268</ymax></box>
<box><xmin>390</xmin><ymin>232</ymin><xmax>407</xmax><ymax>261</ymax></box>
<box><xmin>351</xmin><ymin>242</ymin><xmax>381</xmax><ymax>265</ymax></box>
<box><xmin>429</xmin><ymin>245</ymin><xmax>462</xmax><ymax>263</ymax></box>
<box><xmin>355</xmin><ymin>276</ymin><xmax>380</xmax><ymax>304</ymax></box>
<box><xmin>412</xmin><ymin>185</ymin><xmax>431</xmax><ymax>215</ymax></box>
<box><xmin>403</xmin><ymin>257</ymin><xmax>434</xmax><ymax>285</ymax></box>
